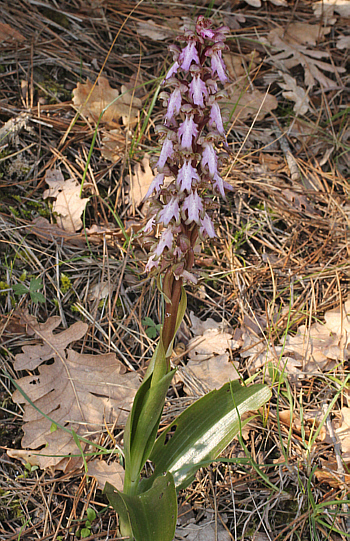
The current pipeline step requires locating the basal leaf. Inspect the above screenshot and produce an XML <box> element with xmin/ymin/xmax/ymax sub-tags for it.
<box><xmin>149</xmin><ymin>380</ymin><xmax>271</xmax><ymax>490</ymax></box>
<box><xmin>104</xmin><ymin>471</ymin><xmax>177</xmax><ymax>541</ymax></box>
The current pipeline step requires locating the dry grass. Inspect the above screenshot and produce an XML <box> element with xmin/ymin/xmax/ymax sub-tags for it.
<box><xmin>0</xmin><ymin>1</ymin><xmax>349</xmax><ymax>539</ymax></box>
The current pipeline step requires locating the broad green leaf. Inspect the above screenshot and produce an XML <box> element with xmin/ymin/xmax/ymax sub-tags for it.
<box><xmin>29</xmin><ymin>277</ymin><xmax>43</xmax><ymax>292</ymax></box>
<box><xmin>12</xmin><ymin>283</ymin><xmax>29</xmax><ymax>296</ymax></box>
<box><xmin>104</xmin><ymin>483</ymin><xmax>132</xmax><ymax>538</ymax></box>
<box><xmin>149</xmin><ymin>381</ymin><xmax>271</xmax><ymax>491</ymax></box>
<box><xmin>104</xmin><ymin>471</ymin><xmax>177</xmax><ymax>541</ymax></box>
<box><xmin>30</xmin><ymin>291</ymin><xmax>46</xmax><ymax>304</ymax></box>
<box><xmin>123</xmin><ymin>368</ymin><xmax>175</xmax><ymax>493</ymax></box>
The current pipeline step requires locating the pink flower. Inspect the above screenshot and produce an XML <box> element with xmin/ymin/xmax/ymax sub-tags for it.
<box><xmin>154</xmin><ymin>227</ymin><xmax>174</xmax><ymax>257</ymax></box>
<box><xmin>200</xmin><ymin>213</ymin><xmax>216</xmax><ymax>238</ymax></box>
<box><xmin>179</xmin><ymin>41</ymin><xmax>200</xmax><ymax>71</ymax></box>
<box><xmin>213</xmin><ymin>173</ymin><xmax>233</xmax><ymax>199</ymax></box>
<box><xmin>182</xmin><ymin>190</ymin><xmax>203</xmax><ymax>224</ymax></box>
<box><xmin>200</xmin><ymin>28</ymin><xmax>215</xmax><ymax>39</ymax></box>
<box><xmin>158</xmin><ymin>197</ymin><xmax>180</xmax><ymax>225</ymax></box>
<box><xmin>213</xmin><ymin>173</ymin><xmax>225</xmax><ymax>199</ymax></box>
<box><xmin>178</xmin><ymin>115</ymin><xmax>198</xmax><ymax>150</ymax></box>
<box><xmin>144</xmin><ymin>173</ymin><xmax>165</xmax><ymax>200</ymax></box>
<box><xmin>212</xmin><ymin>26</ymin><xmax>230</xmax><ymax>43</ymax></box>
<box><xmin>144</xmin><ymin>216</ymin><xmax>155</xmax><ymax>232</ymax></box>
<box><xmin>196</xmin><ymin>16</ymin><xmax>215</xmax><ymax>40</ymax></box>
<box><xmin>166</xmin><ymin>61</ymin><xmax>179</xmax><ymax>79</ymax></box>
<box><xmin>164</xmin><ymin>88</ymin><xmax>182</xmax><ymax>124</ymax></box>
<box><xmin>209</xmin><ymin>101</ymin><xmax>225</xmax><ymax>135</ymax></box>
<box><xmin>156</xmin><ymin>137</ymin><xmax>174</xmax><ymax>169</ymax></box>
<box><xmin>189</xmin><ymin>75</ymin><xmax>208</xmax><ymax>107</ymax></box>
<box><xmin>145</xmin><ymin>255</ymin><xmax>158</xmax><ymax>273</ymax></box>
<box><xmin>143</xmin><ymin>17</ymin><xmax>232</xmax><ymax>276</ymax></box>
<box><xmin>201</xmin><ymin>142</ymin><xmax>218</xmax><ymax>177</ymax></box>
<box><xmin>210</xmin><ymin>50</ymin><xmax>228</xmax><ymax>84</ymax></box>
<box><xmin>177</xmin><ymin>160</ymin><xmax>200</xmax><ymax>192</ymax></box>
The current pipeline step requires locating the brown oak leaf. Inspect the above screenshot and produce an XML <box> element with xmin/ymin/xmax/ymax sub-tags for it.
<box><xmin>9</xmin><ymin>312</ymin><xmax>139</xmax><ymax>471</ymax></box>
<box><xmin>72</xmin><ymin>76</ymin><xmax>142</xmax><ymax>127</ymax></box>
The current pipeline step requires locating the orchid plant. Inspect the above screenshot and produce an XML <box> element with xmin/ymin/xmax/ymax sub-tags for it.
<box><xmin>104</xmin><ymin>17</ymin><xmax>271</xmax><ymax>541</ymax></box>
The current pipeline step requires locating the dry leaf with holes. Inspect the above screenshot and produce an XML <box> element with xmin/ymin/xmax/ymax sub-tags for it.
<box><xmin>266</xmin><ymin>25</ymin><xmax>345</xmax><ymax>88</ymax></box>
<box><xmin>29</xmin><ymin>216</ymin><xmax>86</xmax><ymax>247</ymax></box>
<box><xmin>8</xmin><ymin>312</ymin><xmax>140</xmax><ymax>471</ymax></box>
<box><xmin>315</xmin><ymin>459</ymin><xmax>350</xmax><ymax>487</ymax></box>
<box><xmin>283</xmin><ymin>189</ymin><xmax>318</xmax><ymax>216</ymax></box>
<box><xmin>313</xmin><ymin>0</ymin><xmax>350</xmax><ymax>22</ymax></box>
<box><xmin>72</xmin><ymin>76</ymin><xmax>142</xmax><ymax>127</ymax></box>
<box><xmin>87</xmin><ymin>460</ymin><xmax>124</xmax><ymax>491</ymax></box>
<box><xmin>248</xmin><ymin>299</ymin><xmax>350</xmax><ymax>377</ymax></box>
<box><xmin>279</xmin><ymin>409</ymin><xmax>331</xmax><ymax>443</ymax></box>
<box><xmin>175</xmin><ymin>511</ymin><xmax>230</xmax><ymax>540</ymax></box>
<box><xmin>136</xmin><ymin>19</ymin><xmax>178</xmax><ymax>41</ymax></box>
<box><xmin>221</xmin><ymin>84</ymin><xmax>278</xmax><ymax>123</ymax></box>
<box><xmin>335</xmin><ymin>407</ymin><xmax>350</xmax><ymax>461</ymax></box>
<box><xmin>101</xmin><ymin>129</ymin><xmax>125</xmax><ymax>163</ymax></box>
<box><xmin>336</xmin><ymin>35</ymin><xmax>350</xmax><ymax>49</ymax></box>
<box><xmin>222</xmin><ymin>52</ymin><xmax>277</xmax><ymax>121</ymax></box>
<box><xmin>278</xmin><ymin>72</ymin><xmax>310</xmax><ymax>115</ymax></box>
<box><xmin>223</xmin><ymin>52</ymin><xmax>261</xmax><ymax>81</ymax></box>
<box><xmin>130</xmin><ymin>155</ymin><xmax>156</xmax><ymax>208</ymax></box>
<box><xmin>176</xmin><ymin>312</ymin><xmax>241</xmax><ymax>394</ymax></box>
<box><xmin>43</xmin><ymin>169</ymin><xmax>89</xmax><ymax>232</ymax></box>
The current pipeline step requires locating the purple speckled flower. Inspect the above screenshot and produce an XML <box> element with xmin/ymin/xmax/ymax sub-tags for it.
<box><xmin>177</xmin><ymin>160</ymin><xmax>200</xmax><ymax>192</ymax></box>
<box><xmin>209</xmin><ymin>101</ymin><xmax>225</xmax><ymax>135</ymax></box>
<box><xmin>178</xmin><ymin>115</ymin><xmax>198</xmax><ymax>150</ymax></box>
<box><xmin>189</xmin><ymin>75</ymin><xmax>208</xmax><ymax>107</ymax></box>
<box><xmin>200</xmin><ymin>213</ymin><xmax>216</xmax><ymax>238</ymax></box>
<box><xmin>200</xmin><ymin>27</ymin><xmax>215</xmax><ymax>39</ymax></box>
<box><xmin>207</xmin><ymin>49</ymin><xmax>228</xmax><ymax>83</ymax></box>
<box><xmin>143</xmin><ymin>16</ymin><xmax>231</xmax><ymax>279</ymax></box>
<box><xmin>182</xmin><ymin>190</ymin><xmax>203</xmax><ymax>224</ymax></box>
<box><xmin>144</xmin><ymin>215</ymin><xmax>156</xmax><ymax>233</ymax></box>
<box><xmin>201</xmin><ymin>141</ymin><xmax>218</xmax><ymax>177</ymax></box>
<box><xmin>158</xmin><ymin>197</ymin><xmax>180</xmax><ymax>226</ymax></box>
<box><xmin>165</xmin><ymin>61</ymin><xmax>180</xmax><ymax>80</ymax></box>
<box><xmin>154</xmin><ymin>227</ymin><xmax>174</xmax><ymax>258</ymax></box>
<box><xmin>164</xmin><ymin>87</ymin><xmax>182</xmax><ymax>124</ymax></box>
<box><xmin>145</xmin><ymin>255</ymin><xmax>157</xmax><ymax>272</ymax></box>
<box><xmin>144</xmin><ymin>172</ymin><xmax>165</xmax><ymax>200</ymax></box>
<box><xmin>179</xmin><ymin>41</ymin><xmax>199</xmax><ymax>71</ymax></box>
<box><xmin>157</xmin><ymin>137</ymin><xmax>174</xmax><ymax>170</ymax></box>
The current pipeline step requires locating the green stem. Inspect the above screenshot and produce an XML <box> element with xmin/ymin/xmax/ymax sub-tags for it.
<box><xmin>123</xmin><ymin>469</ymin><xmax>139</xmax><ymax>496</ymax></box>
<box><xmin>161</xmin><ymin>273</ymin><xmax>183</xmax><ymax>366</ymax></box>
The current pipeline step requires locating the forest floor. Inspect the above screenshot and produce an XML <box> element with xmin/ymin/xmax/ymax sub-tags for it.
<box><xmin>0</xmin><ymin>1</ymin><xmax>349</xmax><ymax>540</ymax></box>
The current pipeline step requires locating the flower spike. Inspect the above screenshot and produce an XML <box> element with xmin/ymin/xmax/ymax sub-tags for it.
<box><xmin>143</xmin><ymin>17</ymin><xmax>231</xmax><ymax>279</ymax></box>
